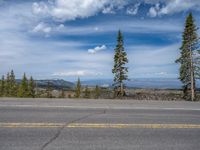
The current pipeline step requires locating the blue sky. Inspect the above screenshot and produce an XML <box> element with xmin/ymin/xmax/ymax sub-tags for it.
<box><xmin>0</xmin><ymin>0</ymin><xmax>200</xmax><ymax>81</ymax></box>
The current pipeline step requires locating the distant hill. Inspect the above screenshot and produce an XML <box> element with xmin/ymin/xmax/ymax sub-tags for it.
<box><xmin>17</xmin><ymin>79</ymin><xmax>75</xmax><ymax>90</ymax></box>
<box><xmin>81</xmin><ymin>78</ymin><xmax>200</xmax><ymax>89</ymax></box>
<box><xmin>36</xmin><ymin>79</ymin><xmax>75</xmax><ymax>89</ymax></box>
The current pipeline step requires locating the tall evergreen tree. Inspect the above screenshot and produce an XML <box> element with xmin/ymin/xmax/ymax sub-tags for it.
<box><xmin>18</xmin><ymin>73</ymin><xmax>29</xmax><ymax>97</ymax></box>
<box><xmin>75</xmin><ymin>78</ymin><xmax>81</xmax><ymax>98</ymax></box>
<box><xmin>0</xmin><ymin>75</ymin><xmax>5</xmax><ymax>96</ymax></box>
<box><xmin>112</xmin><ymin>30</ymin><xmax>128</xmax><ymax>97</ymax></box>
<box><xmin>28</xmin><ymin>76</ymin><xmax>35</xmax><ymax>98</ymax></box>
<box><xmin>176</xmin><ymin>13</ymin><xmax>200</xmax><ymax>101</ymax></box>
<box><xmin>10</xmin><ymin>70</ymin><xmax>17</xmax><ymax>97</ymax></box>
<box><xmin>5</xmin><ymin>72</ymin><xmax>10</xmax><ymax>97</ymax></box>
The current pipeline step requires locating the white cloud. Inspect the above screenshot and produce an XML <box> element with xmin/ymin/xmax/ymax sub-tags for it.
<box><xmin>31</xmin><ymin>0</ymin><xmax>200</xmax><ymax>20</ymax></box>
<box><xmin>32</xmin><ymin>23</ymin><xmax>66</xmax><ymax>36</ymax></box>
<box><xmin>148</xmin><ymin>0</ymin><xmax>200</xmax><ymax>17</ymax></box>
<box><xmin>159</xmin><ymin>0</ymin><xmax>199</xmax><ymax>15</ymax></box>
<box><xmin>32</xmin><ymin>0</ymin><xmax>129</xmax><ymax>21</ymax></box>
<box><xmin>55</xmin><ymin>24</ymin><xmax>65</xmax><ymax>31</ymax></box>
<box><xmin>52</xmin><ymin>70</ymin><xmax>103</xmax><ymax>77</ymax></box>
<box><xmin>155</xmin><ymin>72</ymin><xmax>168</xmax><ymax>75</ymax></box>
<box><xmin>126</xmin><ymin>3</ymin><xmax>140</xmax><ymax>15</ymax></box>
<box><xmin>148</xmin><ymin>3</ymin><xmax>160</xmax><ymax>17</ymax></box>
<box><xmin>102</xmin><ymin>6</ymin><xmax>115</xmax><ymax>14</ymax></box>
<box><xmin>88</xmin><ymin>45</ymin><xmax>107</xmax><ymax>54</ymax></box>
<box><xmin>32</xmin><ymin>2</ymin><xmax>49</xmax><ymax>15</ymax></box>
<box><xmin>33</xmin><ymin>22</ymin><xmax>52</xmax><ymax>36</ymax></box>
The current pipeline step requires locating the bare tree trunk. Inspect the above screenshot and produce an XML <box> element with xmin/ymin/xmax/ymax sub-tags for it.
<box><xmin>120</xmin><ymin>82</ymin><xmax>123</xmax><ymax>96</ymax></box>
<box><xmin>190</xmin><ymin>47</ymin><xmax>195</xmax><ymax>101</ymax></box>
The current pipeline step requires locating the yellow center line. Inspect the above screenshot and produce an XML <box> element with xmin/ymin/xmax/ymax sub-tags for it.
<box><xmin>0</xmin><ymin>123</ymin><xmax>200</xmax><ymax>128</ymax></box>
<box><xmin>68</xmin><ymin>123</ymin><xmax>200</xmax><ymax>128</ymax></box>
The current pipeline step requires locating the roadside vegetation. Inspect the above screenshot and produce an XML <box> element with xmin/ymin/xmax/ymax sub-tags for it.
<box><xmin>0</xmin><ymin>13</ymin><xmax>199</xmax><ymax>101</ymax></box>
<box><xmin>0</xmin><ymin>70</ymin><xmax>35</xmax><ymax>98</ymax></box>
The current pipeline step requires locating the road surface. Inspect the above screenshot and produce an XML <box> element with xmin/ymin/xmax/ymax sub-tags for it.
<box><xmin>0</xmin><ymin>98</ymin><xmax>200</xmax><ymax>150</ymax></box>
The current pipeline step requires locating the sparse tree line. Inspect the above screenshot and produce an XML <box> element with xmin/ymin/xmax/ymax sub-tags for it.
<box><xmin>0</xmin><ymin>70</ymin><xmax>35</xmax><ymax>97</ymax></box>
<box><xmin>0</xmin><ymin>71</ymin><xmax>102</xmax><ymax>99</ymax></box>
<box><xmin>0</xmin><ymin>13</ymin><xmax>200</xmax><ymax>101</ymax></box>
<box><xmin>74</xmin><ymin>78</ymin><xmax>101</xmax><ymax>99</ymax></box>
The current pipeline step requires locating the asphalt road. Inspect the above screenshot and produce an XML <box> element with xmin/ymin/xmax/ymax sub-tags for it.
<box><xmin>0</xmin><ymin>98</ymin><xmax>200</xmax><ymax>150</ymax></box>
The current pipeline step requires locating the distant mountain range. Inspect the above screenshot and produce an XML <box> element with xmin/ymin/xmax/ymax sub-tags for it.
<box><xmin>82</xmin><ymin>78</ymin><xmax>200</xmax><ymax>89</ymax></box>
<box><xmin>17</xmin><ymin>78</ymin><xmax>200</xmax><ymax>90</ymax></box>
<box><xmin>35</xmin><ymin>79</ymin><xmax>75</xmax><ymax>89</ymax></box>
<box><xmin>17</xmin><ymin>79</ymin><xmax>75</xmax><ymax>90</ymax></box>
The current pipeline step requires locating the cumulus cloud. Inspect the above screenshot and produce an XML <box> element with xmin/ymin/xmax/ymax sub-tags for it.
<box><xmin>51</xmin><ymin>0</ymin><xmax>106</xmax><ymax>21</ymax></box>
<box><xmin>88</xmin><ymin>45</ymin><xmax>107</xmax><ymax>54</ymax></box>
<box><xmin>126</xmin><ymin>3</ymin><xmax>141</xmax><ymax>15</ymax></box>
<box><xmin>148</xmin><ymin>3</ymin><xmax>160</xmax><ymax>17</ymax></box>
<box><xmin>32</xmin><ymin>0</ymin><xmax>129</xmax><ymax>21</ymax></box>
<box><xmin>148</xmin><ymin>0</ymin><xmax>200</xmax><ymax>17</ymax></box>
<box><xmin>32</xmin><ymin>23</ymin><xmax>66</xmax><ymax>36</ymax></box>
<box><xmin>102</xmin><ymin>6</ymin><xmax>115</xmax><ymax>14</ymax></box>
<box><xmin>56</xmin><ymin>24</ymin><xmax>65</xmax><ymax>30</ymax></box>
<box><xmin>32</xmin><ymin>0</ymin><xmax>200</xmax><ymax>20</ymax></box>
<box><xmin>33</xmin><ymin>22</ymin><xmax>52</xmax><ymax>36</ymax></box>
<box><xmin>32</xmin><ymin>2</ymin><xmax>49</xmax><ymax>15</ymax></box>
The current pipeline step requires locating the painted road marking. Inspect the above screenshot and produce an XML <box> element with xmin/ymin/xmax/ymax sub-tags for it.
<box><xmin>67</xmin><ymin>123</ymin><xmax>200</xmax><ymax>129</ymax></box>
<box><xmin>0</xmin><ymin>123</ymin><xmax>200</xmax><ymax>128</ymax></box>
<box><xmin>0</xmin><ymin>104</ymin><xmax>200</xmax><ymax>111</ymax></box>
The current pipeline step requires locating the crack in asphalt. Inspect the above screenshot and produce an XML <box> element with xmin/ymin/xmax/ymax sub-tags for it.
<box><xmin>40</xmin><ymin>109</ymin><xmax>106</xmax><ymax>150</ymax></box>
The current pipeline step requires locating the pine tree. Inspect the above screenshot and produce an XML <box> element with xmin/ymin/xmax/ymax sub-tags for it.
<box><xmin>112</xmin><ymin>30</ymin><xmax>128</xmax><ymax>97</ymax></box>
<box><xmin>18</xmin><ymin>73</ymin><xmax>29</xmax><ymax>97</ymax></box>
<box><xmin>10</xmin><ymin>70</ymin><xmax>17</xmax><ymax>97</ymax></box>
<box><xmin>5</xmin><ymin>72</ymin><xmax>10</xmax><ymax>97</ymax></box>
<box><xmin>28</xmin><ymin>76</ymin><xmax>35</xmax><ymax>98</ymax></box>
<box><xmin>0</xmin><ymin>75</ymin><xmax>5</xmax><ymax>97</ymax></box>
<box><xmin>84</xmin><ymin>85</ymin><xmax>90</xmax><ymax>99</ymax></box>
<box><xmin>176</xmin><ymin>13</ymin><xmax>200</xmax><ymax>101</ymax></box>
<box><xmin>95</xmin><ymin>85</ymin><xmax>100</xmax><ymax>99</ymax></box>
<box><xmin>75</xmin><ymin>78</ymin><xmax>81</xmax><ymax>98</ymax></box>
